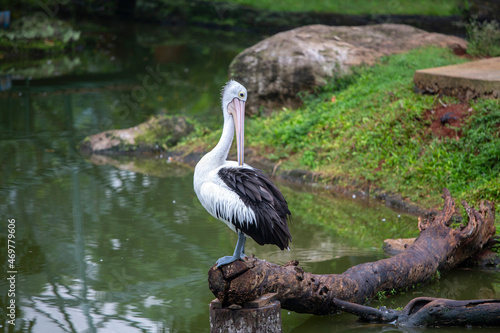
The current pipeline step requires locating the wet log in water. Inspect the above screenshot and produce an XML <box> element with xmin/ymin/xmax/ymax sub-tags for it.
<box><xmin>208</xmin><ymin>189</ymin><xmax>497</xmax><ymax>321</ymax></box>
<box><xmin>333</xmin><ymin>297</ymin><xmax>500</xmax><ymax>327</ymax></box>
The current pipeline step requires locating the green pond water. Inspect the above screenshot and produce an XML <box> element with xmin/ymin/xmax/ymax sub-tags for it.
<box><xmin>1</xmin><ymin>23</ymin><xmax>499</xmax><ymax>333</ymax></box>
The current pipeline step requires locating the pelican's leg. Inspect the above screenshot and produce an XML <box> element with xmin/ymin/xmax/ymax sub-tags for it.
<box><xmin>235</xmin><ymin>232</ymin><xmax>247</xmax><ymax>258</ymax></box>
<box><xmin>216</xmin><ymin>232</ymin><xmax>247</xmax><ymax>267</ymax></box>
<box><xmin>240</xmin><ymin>232</ymin><xmax>246</xmax><ymax>256</ymax></box>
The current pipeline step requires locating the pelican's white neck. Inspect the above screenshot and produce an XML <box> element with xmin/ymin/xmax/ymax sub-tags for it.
<box><xmin>193</xmin><ymin>112</ymin><xmax>234</xmax><ymax>194</ymax></box>
<box><xmin>209</xmin><ymin>114</ymin><xmax>234</xmax><ymax>166</ymax></box>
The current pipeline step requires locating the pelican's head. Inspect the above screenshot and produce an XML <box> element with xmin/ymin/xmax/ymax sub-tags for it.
<box><xmin>222</xmin><ymin>80</ymin><xmax>247</xmax><ymax>166</ymax></box>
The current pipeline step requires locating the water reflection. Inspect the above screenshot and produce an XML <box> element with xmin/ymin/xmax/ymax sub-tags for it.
<box><xmin>1</xmin><ymin>137</ymin><xmax>500</xmax><ymax>332</ymax></box>
<box><xmin>0</xmin><ymin>24</ymin><xmax>259</xmax><ymax>141</ymax></box>
<box><xmin>1</xmin><ymin>23</ymin><xmax>499</xmax><ymax>333</ymax></box>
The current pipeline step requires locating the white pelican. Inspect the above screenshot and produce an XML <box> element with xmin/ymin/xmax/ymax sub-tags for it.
<box><xmin>193</xmin><ymin>80</ymin><xmax>292</xmax><ymax>267</ymax></box>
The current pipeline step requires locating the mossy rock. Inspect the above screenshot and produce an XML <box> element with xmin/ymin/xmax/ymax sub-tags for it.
<box><xmin>80</xmin><ymin>115</ymin><xmax>194</xmax><ymax>155</ymax></box>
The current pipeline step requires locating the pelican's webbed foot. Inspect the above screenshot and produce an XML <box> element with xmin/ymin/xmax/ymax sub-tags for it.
<box><xmin>215</xmin><ymin>232</ymin><xmax>247</xmax><ymax>267</ymax></box>
<box><xmin>216</xmin><ymin>255</ymin><xmax>242</xmax><ymax>267</ymax></box>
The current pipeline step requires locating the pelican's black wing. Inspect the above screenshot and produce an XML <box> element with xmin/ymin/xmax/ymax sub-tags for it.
<box><xmin>218</xmin><ymin>167</ymin><xmax>292</xmax><ymax>250</ymax></box>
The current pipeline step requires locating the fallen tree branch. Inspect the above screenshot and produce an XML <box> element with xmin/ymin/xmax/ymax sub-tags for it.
<box><xmin>208</xmin><ymin>189</ymin><xmax>496</xmax><ymax>315</ymax></box>
<box><xmin>333</xmin><ymin>297</ymin><xmax>500</xmax><ymax>327</ymax></box>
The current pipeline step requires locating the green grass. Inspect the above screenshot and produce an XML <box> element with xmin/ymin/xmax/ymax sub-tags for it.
<box><xmin>208</xmin><ymin>0</ymin><xmax>464</xmax><ymax>16</ymax></box>
<box><xmin>243</xmin><ymin>47</ymin><xmax>499</xmax><ymax>213</ymax></box>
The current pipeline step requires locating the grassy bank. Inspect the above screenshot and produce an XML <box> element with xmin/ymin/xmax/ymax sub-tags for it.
<box><xmin>190</xmin><ymin>47</ymin><xmax>499</xmax><ymax>218</ymax></box>
<box><xmin>247</xmin><ymin>47</ymin><xmax>499</xmax><ymax>212</ymax></box>
<box><xmin>208</xmin><ymin>0</ymin><xmax>464</xmax><ymax>16</ymax></box>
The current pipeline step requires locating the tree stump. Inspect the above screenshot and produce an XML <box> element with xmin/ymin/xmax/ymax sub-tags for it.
<box><xmin>208</xmin><ymin>189</ymin><xmax>496</xmax><ymax>319</ymax></box>
<box><xmin>209</xmin><ymin>293</ymin><xmax>282</xmax><ymax>333</ymax></box>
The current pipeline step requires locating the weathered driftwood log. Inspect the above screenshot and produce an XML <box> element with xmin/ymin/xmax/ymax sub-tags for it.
<box><xmin>208</xmin><ymin>189</ymin><xmax>496</xmax><ymax>315</ymax></box>
<box><xmin>333</xmin><ymin>297</ymin><xmax>500</xmax><ymax>327</ymax></box>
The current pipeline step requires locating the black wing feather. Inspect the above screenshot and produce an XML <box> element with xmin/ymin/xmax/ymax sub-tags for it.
<box><xmin>218</xmin><ymin>167</ymin><xmax>292</xmax><ymax>250</ymax></box>
<box><xmin>236</xmin><ymin>182</ymin><xmax>246</xmax><ymax>195</ymax></box>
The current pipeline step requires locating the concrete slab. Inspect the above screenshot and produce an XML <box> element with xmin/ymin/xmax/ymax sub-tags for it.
<box><xmin>413</xmin><ymin>57</ymin><xmax>500</xmax><ymax>100</ymax></box>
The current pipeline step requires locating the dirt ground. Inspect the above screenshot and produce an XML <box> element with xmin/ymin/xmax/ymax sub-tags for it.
<box><xmin>424</xmin><ymin>101</ymin><xmax>473</xmax><ymax>139</ymax></box>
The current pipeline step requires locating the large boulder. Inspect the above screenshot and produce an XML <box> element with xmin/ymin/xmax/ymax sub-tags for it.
<box><xmin>229</xmin><ymin>24</ymin><xmax>467</xmax><ymax>115</ymax></box>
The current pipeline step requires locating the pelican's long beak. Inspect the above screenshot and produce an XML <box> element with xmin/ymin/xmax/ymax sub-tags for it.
<box><xmin>228</xmin><ymin>98</ymin><xmax>245</xmax><ymax>166</ymax></box>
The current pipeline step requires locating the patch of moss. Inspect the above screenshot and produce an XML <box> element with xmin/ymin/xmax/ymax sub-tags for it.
<box><xmin>134</xmin><ymin>115</ymin><xmax>195</xmax><ymax>150</ymax></box>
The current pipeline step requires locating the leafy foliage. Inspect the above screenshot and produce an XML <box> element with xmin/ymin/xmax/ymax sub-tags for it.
<box><xmin>466</xmin><ymin>19</ymin><xmax>500</xmax><ymax>57</ymax></box>
<box><xmin>0</xmin><ymin>15</ymin><xmax>80</xmax><ymax>55</ymax></box>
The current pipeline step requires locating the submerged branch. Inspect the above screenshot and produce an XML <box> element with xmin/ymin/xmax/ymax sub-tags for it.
<box><xmin>334</xmin><ymin>297</ymin><xmax>500</xmax><ymax>327</ymax></box>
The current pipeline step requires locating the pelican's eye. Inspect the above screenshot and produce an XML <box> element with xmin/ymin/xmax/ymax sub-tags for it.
<box><xmin>238</xmin><ymin>91</ymin><xmax>245</xmax><ymax>99</ymax></box>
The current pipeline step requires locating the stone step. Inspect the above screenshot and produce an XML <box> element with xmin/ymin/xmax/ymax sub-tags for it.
<box><xmin>413</xmin><ymin>57</ymin><xmax>500</xmax><ymax>100</ymax></box>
